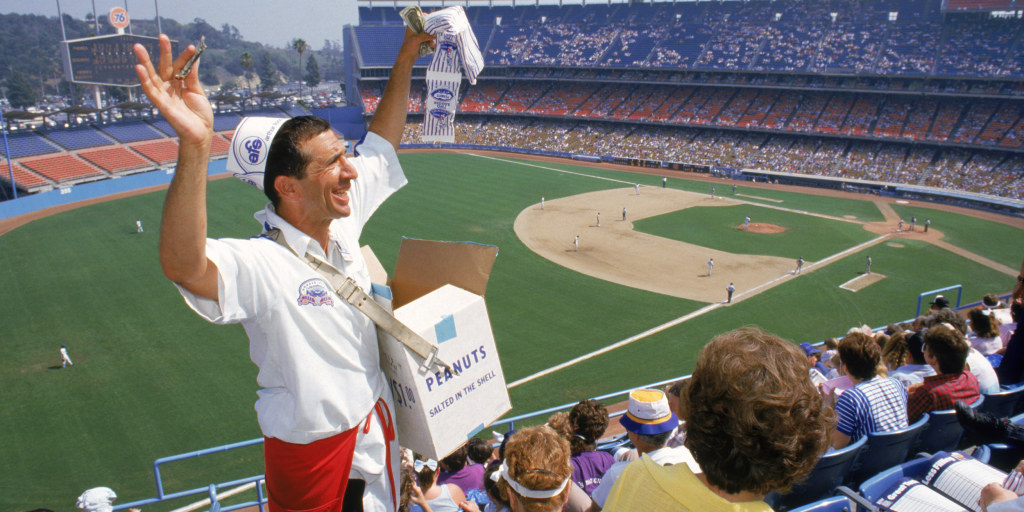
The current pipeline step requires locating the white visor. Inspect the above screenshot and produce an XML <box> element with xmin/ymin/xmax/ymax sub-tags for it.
<box><xmin>498</xmin><ymin>461</ymin><xmax>569</xmax><ymax>499</ymax></box>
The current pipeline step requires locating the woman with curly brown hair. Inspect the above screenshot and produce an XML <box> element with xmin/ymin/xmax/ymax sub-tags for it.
<box><xmin>568</xmin><ymin>399</ymin><xmax>614</xmax><ymax>496</ymax></box>
<box><xmin>497</xmin><ymin>425</ymin><xmax>574</xmax><ymax>512</ymax></box>
<box><xmin>881</xmin><ymin>331</ymin><xmax>911</xmax><ymax>372</ymax></box>
<box><xmin>602</xmin><ymin>327</ymin><xmax>835</xmax><ymax>511</ymax></box>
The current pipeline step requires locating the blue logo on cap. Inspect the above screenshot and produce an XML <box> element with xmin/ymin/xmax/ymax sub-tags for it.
<box><xmin>243</xmin><ymin>138</ymin><xmax>264</xmax><ymax>164</ymax></box>
<box><xmin>431</xmin><ymin>89</ymin><xmax>454</xmax><ymax>102</ymax></box>
<box><xmin>234</xmin><ymin>136</ymin><xmax>268</xmax><ymax>173</ymax></box>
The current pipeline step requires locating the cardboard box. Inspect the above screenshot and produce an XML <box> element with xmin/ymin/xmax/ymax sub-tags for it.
<box><xmin>368</xmin><ymin>238</ymin><xmax>510</xmax><ymax>460</ymax></box>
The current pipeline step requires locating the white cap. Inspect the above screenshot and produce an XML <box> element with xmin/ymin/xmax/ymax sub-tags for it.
<box><xmin>225</xmin><ymin>116</ymin><xmax>288</xmax><ymax>190</ymax></box>
<box><xmin>77</xmin><ymin>487</ymin><xmax>117</xmax><ymax>512</ymax></box>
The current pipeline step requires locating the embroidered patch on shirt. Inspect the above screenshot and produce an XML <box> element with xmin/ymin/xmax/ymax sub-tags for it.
<box><xmin>297</xmin><ymin>278</ymin><xmax>335</xmax><ymax>307</ymax></box>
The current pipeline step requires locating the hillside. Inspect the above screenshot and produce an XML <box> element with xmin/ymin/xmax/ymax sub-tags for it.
<box><xmin>0</xmin><ymin>12</ymin><xmax>344</xmax><ymax>107</ymax></box>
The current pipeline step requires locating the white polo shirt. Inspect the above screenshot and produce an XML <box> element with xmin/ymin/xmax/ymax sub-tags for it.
<box><xmin>177</xmin><ymin>132</ymin><xmax>407</xmax><ymax>444</ymax></box>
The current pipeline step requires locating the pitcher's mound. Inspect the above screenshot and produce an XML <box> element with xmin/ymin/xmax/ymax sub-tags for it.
<box><xmin>740</xmin><ymin>223</ymin><xmax>787</xmax><ymax>234</ymax></box>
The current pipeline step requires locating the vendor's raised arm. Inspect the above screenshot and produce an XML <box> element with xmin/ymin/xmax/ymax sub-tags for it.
<box><xmin>133</xmin><ymin>35</ymin><xmax>218</xmax><ymax>300</ymax></box>
<box><xmin>368</xmin><ymin>28</ymin><xmax>434</xmax><ymax>150</ymax></box>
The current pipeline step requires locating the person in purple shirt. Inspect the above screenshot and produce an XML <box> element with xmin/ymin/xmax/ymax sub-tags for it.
<box><xmin>568</xmin><ymin>399</ymin><xmax>614</xmax><ymax>496</ymax></box>
<box><xmin>437</xmin><ymin>442</ymin><xmax>485</xmax><ymax>494</ymax></box>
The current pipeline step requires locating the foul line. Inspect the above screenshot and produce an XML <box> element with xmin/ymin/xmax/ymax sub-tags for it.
<box><xmin>507</xmin><ymin>303</ymin><xmax>721</xmax><ymax>388</ymax></box>
<box><xmin>508</xmin><ymin>232</ymin><xmax>892</xmax><ymax>389</ymax></box>
<box><xmin>465</xmin><ymin>153</ymin><xmax>641</xmax><ymax>187</ymax></box>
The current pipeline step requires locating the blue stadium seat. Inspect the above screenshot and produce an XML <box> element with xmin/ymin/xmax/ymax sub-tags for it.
<box><xmin>148</xmin><ymin>119</ymin><xmax>176</xmax><ymax>136</ymax></box>
<box><xmin>99</xmin><ymin>121</ymin><xmax>166</xmax><ymax>143</ymax></box>
<box><xmin>846</xmin><ymin>413</ymin><xmax>930</xmax><ymax>487</ymax></box>
<box><xmin>980</xmin><ymin>385</ymin><xmax>1024</xmax><ymax>419</ymax></box>
<box><xmin>844</xmin><ymin>455</ymin><xmax>935</xmax><ymax>508</ymax></box>
<box><xmin>788</xmin><ymin>496</ymin><xmax>854</xmax><ymax>512</ymax></box>
<box><xmin>914</xmin><ymin>395</ymin><xmax>984</xmax><ymax>454</ymax></box>
<box><xmin>42</xmin><ymin>126</ymin><xmax>113</xmax><ymax>150</ymax></box>
<box><xmin>764</xmin><ymin>435</ymin><xmax>867</xmax><ymax>511</ymax></box>
<box><xmin>212</xmin><ymin>113</ymin><xmax>244</xmax><ymax>132</ymax></box>
<box><xmin>0</xmin><ymin>132</ymin><xmax>61</xmax><ymax>158</ymax></box>
<box><xmin>984</xmin><ymin>412</ymin><xmax>1024</xmax><ymax>472</ymax></box>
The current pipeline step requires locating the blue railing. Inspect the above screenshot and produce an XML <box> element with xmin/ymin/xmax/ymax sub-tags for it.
<box><xmin>916</xmin><ymin>284</ymin><xmax>963</xmax><ymax>317</ymax></box>
<box><xmin>114</xmin><ymin>438</ymin><xmax>268</xmax><ymax>512</ymax></box>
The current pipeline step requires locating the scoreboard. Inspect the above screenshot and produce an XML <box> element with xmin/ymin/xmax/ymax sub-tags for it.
<box><xmin>61</xmin><ymin>34</ymin><xmax>179</xmax><ymax>87</ymax></box>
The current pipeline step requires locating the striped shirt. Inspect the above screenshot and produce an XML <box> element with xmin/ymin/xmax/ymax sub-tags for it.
<box><xmin>835</xmin><ymin>376</ymin><xmax>909</xmax><ymax>440</ymax></box>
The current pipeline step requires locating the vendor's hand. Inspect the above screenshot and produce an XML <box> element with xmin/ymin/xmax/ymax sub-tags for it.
<box><xmin>397</xmin><ymin>27</ymin><xmax>435</xmax><ymax>65</ymax></box>
<box><xmin>133</xmin><ymin>34</ymin><xmax>213</xmax><ymax>146</ymax></box>
<box><xmin>981</xmin><ymin>482</ymin><xmax>1018</xmax><ymax>511</ymax></box>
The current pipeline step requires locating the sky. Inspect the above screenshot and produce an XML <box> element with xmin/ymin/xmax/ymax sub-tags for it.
<box><xmin>0</xmin><ymin>0</ymin><xmax>665</xmax><ymax>49</ymax></box>
<box><xmin>0</xmin><ymin>0</ymin><xmax>361</xmax><ymax>49</ymax></box>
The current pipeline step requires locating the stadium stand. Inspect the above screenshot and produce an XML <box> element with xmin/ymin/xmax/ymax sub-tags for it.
<box><xmin>3</xmin><ymin>0</ymin><xmax>1022</xmax><ymax>205</ymax></box>
<box><xmin>0</xmin><ymin>132</ymin><xmax>62</xmax><ymax>158</ymax></box>
<box><xmin>98</xmin><ymin>121</ymin><xmax>166</xmax><ymax>143</ymax></box>
<box><xmin>872</xmin><ymin>97</ymin><xmax>914</xmax><ymax>139</ymax></box>
<box><xmin>19</xmin><ymin>153</ymin><xmax>106</xmax><ymax>183</ymax></box>
<box><xmin>212</xmin><ymin>113</ymin><xmax>244</xmax><ymax>132</ymax></box>
<box><xmin>0</xmin><ymin>160</ymin><xmax>50</xmax><ymax>189</ymax></box>
<box><xmin>211</xmin><ymin>134</ymin><xmax>231</xmax><ymax>157</ymax></box>
<box><xmin>42</xmin><ymin>126</ymin><xmax>115</xmax><ymax>150</ymax></box>
<box><xmin>841</xmin><ymin>97</ymin><xmax>880</xmax><ymax>137</ymax></box>
<box><xmin>148</xmin><ymin>119</ymin><xmax>177</xmax><ymax>137</ymax></box>
<box><xmin>78</xmin><ymin>147</ymin><xmax>151</xmax><ymax>173</ymax></box>
<box><xmin>129</xmin><ymin>140</ymin><xmax>180</xmax><ymax>166</ymax></box>
<box><xmin>953</xmin><ymin>100</ymin><xmax>999</xmax><ymax>145</ymax></box>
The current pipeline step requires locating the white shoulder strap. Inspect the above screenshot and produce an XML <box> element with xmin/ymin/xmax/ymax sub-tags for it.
<box><xmin>267</xmin><ymin>229</ymin><xmax>456</xmax><ymax>375</ymax></box>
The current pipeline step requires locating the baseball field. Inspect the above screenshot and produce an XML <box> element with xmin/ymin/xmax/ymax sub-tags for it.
<box><xmin>1</xmin><ymin>149</ymin><xmax>1021</xmax><ymax>509</ymax></box>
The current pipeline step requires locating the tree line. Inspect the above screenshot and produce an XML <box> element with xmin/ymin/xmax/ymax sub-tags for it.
<box><xmin>0</xmin><ymin>12</ymin><xmax>343</xmax><ymax>108</ymax></box>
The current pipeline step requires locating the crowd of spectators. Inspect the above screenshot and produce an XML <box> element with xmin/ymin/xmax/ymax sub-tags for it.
<box><xmin>366</xmin><ymin>1</ymin><xmax>1024</xmax><ymax>78</ymax></box>
<box><xmin>364</xmin><ymin>72</ymin><xmax>1024</xmax><ymax>198</ymax></box>
<box><xmin>398</xmin><ymin>116</ymin><xmax>1022</xmax><ymax>199</ymax></box>
<box><xmin>392</xmin><ymin>271</ymin><xmax>1024</xmax><ymax>511</ymax></box>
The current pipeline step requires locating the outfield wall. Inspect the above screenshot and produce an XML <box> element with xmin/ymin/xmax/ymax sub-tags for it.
<box><xmin>0</xmin><ymin>160</ymin><xmax>228</xmax><ymax>222</ymax></box>
<box><xmin>3</xmin><ymin>144</ymin><xmax>1022</xmax><ymax>223</ymax></box>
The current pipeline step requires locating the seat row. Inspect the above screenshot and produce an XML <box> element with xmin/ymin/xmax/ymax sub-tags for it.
<box><xmin>778</xmin><ymin>384</ymin><xmax>1024</xmax><ymax>511</ymax></box>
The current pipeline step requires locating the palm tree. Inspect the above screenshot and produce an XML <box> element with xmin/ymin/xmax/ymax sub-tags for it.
<box><xmin>240</xmin><ymin>51</ymin><xmax>254</xmax><ymax>108</ymax></box>
<box><xmin>291</xmin><ymin>38</ymin><xmax>308</xmax><ymax>100</ymax></box>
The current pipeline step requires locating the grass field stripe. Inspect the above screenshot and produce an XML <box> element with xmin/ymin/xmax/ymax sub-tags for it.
<box><xmin>464</xmin><ymin>153</ymin><xmax>640</xmax><ymax>186</ymax></box>
<box><xmin>507</xmin><ymin>302</ymin><xmax>721</xmax><ymax>389</ymax></box>
<box><xmin>508</xmin><ymin>232</ymin><xmax>894</xmax><ymax>389</ymax></box>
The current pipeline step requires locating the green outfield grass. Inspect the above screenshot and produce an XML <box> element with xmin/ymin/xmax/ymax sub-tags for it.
<box><xmin>889</xmin><ymin>203</ymin><xmax>1023</xmax><ymax>269</ymax></box>
<box><xmin>1</xmin><ymin>152</ymin><xmax>1020</xmax><ymax>510</ymax></box>
<box><xmin>633</xmin><ymin>204</ymin><xmax>876</xmax><ymax>261</ymax></box>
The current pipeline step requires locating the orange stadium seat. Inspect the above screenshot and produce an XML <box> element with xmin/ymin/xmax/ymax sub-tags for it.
<box><xmin>211</xmin><ymin>134</ymin><xmax>230</xmax><ymax>156</ymax></box>
<box><xmin>19</xmin><ymin>154</ymin><xmax>106</xmax><ymax>183</ymax></box>
<box><xmin>130</xmin><ymin>140</ymin><xmax>181</xmax><ymax>165</ymax></box>
<box><xmin>1</xmin><ymin>160</ymin><xmax>51</xmax><ymax>188</ymax></box>
<box><xmin>78</xmin><ymin>147</ymin><xmax>151</xmax><ymax>173</ymax></box>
